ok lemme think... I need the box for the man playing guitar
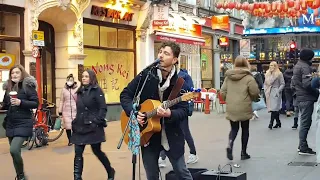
[120,42,193,180]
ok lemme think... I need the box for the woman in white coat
[264,62,285,130]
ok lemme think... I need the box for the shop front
[80,1,141,120]
[152,11,205,88]
[0,4,25,138]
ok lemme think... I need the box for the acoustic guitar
[120,91,200,146]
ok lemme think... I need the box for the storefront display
[201,34,213,88]
[0,5,24,102]
[83,20,135,104]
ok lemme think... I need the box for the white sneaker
[253,111,259,119]
[186,154,199,164]
[158,157,166,168]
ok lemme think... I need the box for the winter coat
[2,77,39,137]
[283,68,293,90]
[221,69,260,122]
[178,69,194,91]
[252,71,263,90]
[58,84,78,130]
[292,60,319,102]
[120,67,189,160]
[264,72,285,111]
[71,85,107,145]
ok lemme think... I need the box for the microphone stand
[117,65,158,180]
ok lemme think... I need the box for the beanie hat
[300,49,314,61]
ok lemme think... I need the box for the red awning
[155,31,205,46]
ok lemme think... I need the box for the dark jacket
[292,60,319,102]
[2,76,39,137]
[178,69,194,91]
[120,67,188,159]
[252,71,263,90]
[71,85,107,145]
[283,68,293,90]
[178,69,194,116]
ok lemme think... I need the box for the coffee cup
[9,91,18,99]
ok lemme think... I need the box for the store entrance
[38,20,56,105]
[179,53,201,88]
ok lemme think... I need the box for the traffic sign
[32,30,44,41]
[32,30,45,47]
[32,46,40,58]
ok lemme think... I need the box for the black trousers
[228,120,249,152]
[74,143,113,173]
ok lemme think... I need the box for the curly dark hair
[160,42,181,58]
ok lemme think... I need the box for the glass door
[38,20,55,106]
[179,53,201,89]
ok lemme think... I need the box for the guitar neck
[146,96,182,119]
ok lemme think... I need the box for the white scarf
[157,65,176,151]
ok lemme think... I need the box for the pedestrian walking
[1,64,39,180]
[284,65,294,117]
[221,55,260,161]
[264,61,285,130]
[71,70,115,180]
[58,74,78,146]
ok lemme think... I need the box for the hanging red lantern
[301,0,307,10]
[235,3,241,10]
[301,9,308,14]
[216,2,223,9]
[228,2,236,9]
[313,0,320,9]
[253,2,260,9]
[297,11,301,17]
[295,0,301,11]
[265,3,271,13]
[248,4,254,11]
[271,2,277,12]
[277,2,284,12]
[283,2,289,12]
[242,2,249,10]
[260,3,266,9]
[287,0,295,8]
[306,0,314,7]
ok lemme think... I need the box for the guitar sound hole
[139,122,148,131]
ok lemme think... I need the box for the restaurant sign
[91,5,134,21]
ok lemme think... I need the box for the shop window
[201,48,212,80]
[0,40,20,64]
[83,48,134,103]
[118,29,134,49]
[100,27,117,48]
[0,11,20,37]
[83,24,99,46]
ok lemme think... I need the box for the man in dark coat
[284,64,294,117]
[120,42,192,180]
[292,48,319,155]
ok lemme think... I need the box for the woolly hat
[300,49,314,61]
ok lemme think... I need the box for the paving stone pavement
[0,109,319,180]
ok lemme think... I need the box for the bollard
[204,94,210,114]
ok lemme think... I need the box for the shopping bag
[54,117,62,130]
[252,98,266,111]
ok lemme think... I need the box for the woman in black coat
[1,64,39,180]
[71,69,115,180]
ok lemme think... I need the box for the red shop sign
[156,35,205,46]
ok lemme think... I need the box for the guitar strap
[167,77,185,101]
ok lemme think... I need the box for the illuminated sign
[91,5,134,21]
[219,37,229,46]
